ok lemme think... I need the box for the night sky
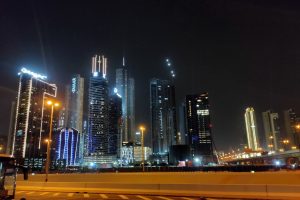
[1,0,300,151]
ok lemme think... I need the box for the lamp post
[139,126,145,172]
[45,100,59,182]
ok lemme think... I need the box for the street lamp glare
[54,103,59,107]
[47,100,53,105]
[139,126,145,131]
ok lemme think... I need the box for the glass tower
[115,59,135,143]
[88,55,109,155]
[185,93,215,164]
[150,78,177,155]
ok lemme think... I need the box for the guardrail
[17,181,300,199]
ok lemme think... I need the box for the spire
[122,56,125,67]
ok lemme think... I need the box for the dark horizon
[1,0,300,151]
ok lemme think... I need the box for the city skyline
[2,1,300,152]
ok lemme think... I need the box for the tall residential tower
[185,93,215,164]
[244,107,260,151]
[13,68,57,168]
[262,110,280,151]
[150,78,177,155]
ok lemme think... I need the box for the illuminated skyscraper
[283,109,298,147]
[108,92,122,157]
[115,59,135,143]
[185,93,215,164]
[13,68,57,168]
[56,128,80,166]
[64,75,84,163]
[262,110,280,151]
[150,78,177,155]
[88,55,109,155]
[244,107,260,151]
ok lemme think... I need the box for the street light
[45,100,59,182]
[139,126,146,172]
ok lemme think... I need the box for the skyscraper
[115,59,135,143]
[13,68,57,168]
[244,107,260,151]
[65,75,84,163]
[185,93,215,164]
[6,101,16,155]
[108,92,122,157]
[262,110,280,151]
[150,78,177,155]
[56,128,80,166]
[283,109,298,147]
[88,55,109,156]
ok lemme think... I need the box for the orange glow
[139,126,145,132]
[47,100,53,105]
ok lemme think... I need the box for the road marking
[99,194,108,199]
[181,198,195,200]
[119,195,129,199]
[137,195,152,200]
[158,196,173,200]
[67,193,74,197]
[26,192,35,195]
[84,193,90,198]
[15,191,25,194]
[53,193,60,196]
[39,192,49,196]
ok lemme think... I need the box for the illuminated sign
[197,109,209,116]
[18,67,47,80]
[71,78,76,93]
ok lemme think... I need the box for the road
[15,190,243,200]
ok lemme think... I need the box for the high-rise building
[64,75,84,164]
[150,78,177,155]
[262,110,280,151]
[88,55,109,156]
[13,68,57,168]
[115,59,135,143]
[283,109,298,147]
[108,92,122,157]
[185,93,215,164]
[7,101,16,155]
[244,107,260,151]
[55,128,80,166]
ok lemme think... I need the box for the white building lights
[244,107,260,151]
[18,67,47,80]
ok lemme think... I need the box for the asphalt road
[15,191,242,200]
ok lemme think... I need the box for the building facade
[283,109,299,147]
[108,92,122,157]
[115,60,135,143]
[88,55,109,156]
[13,68,57,169]
[55,128,80,166]
[244,107,260,151]
[150,78,177,155]
[185,93,215,165]
[262,110,280,151]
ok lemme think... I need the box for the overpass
[222,149,300,166]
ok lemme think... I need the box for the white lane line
[39,192,49,196]
[157,196,173,200]
[53,193,60,196]
[15,191,25,194]
[84,193,90,198]
[26,192,35,195]
[136,195,152,200]
[67,193,74,197]
[181,198,195,200]
[118,194,129,199]
[99,194,108,199]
